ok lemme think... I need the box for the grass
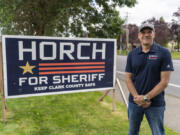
[171,51,180,59]
[117,50,128,56]
[118,49,180,60]
[0,91,179,135]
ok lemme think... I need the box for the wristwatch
[144,95,149,103]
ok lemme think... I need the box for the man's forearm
[125,75,150,107]
[125,77,138,97]
[146,71,171,100]
[146,81,168,100]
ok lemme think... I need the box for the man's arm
[134,71,171,104]
[125,72,138,97]
[146,71,171,100]
[126,72,151,107]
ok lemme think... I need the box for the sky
[118,0,180,26]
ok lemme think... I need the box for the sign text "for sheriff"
[18,41,106,60]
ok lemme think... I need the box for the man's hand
[134,95,151,108]
[141,101,151,109]
[133,95,145,106]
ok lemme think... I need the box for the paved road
[116,55,180,97]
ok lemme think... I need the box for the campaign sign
[2,35,116,99]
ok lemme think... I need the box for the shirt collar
[137,42,157,54]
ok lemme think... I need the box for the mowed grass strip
[171,51,180,59]
[0,91,179,135]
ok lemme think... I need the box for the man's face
[138,28,155,46]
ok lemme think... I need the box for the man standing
[125,23,174,135]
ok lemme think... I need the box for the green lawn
[0,92,179,135]
[117,50,128,56]
[171,51,180,59]
[118,49,180,60]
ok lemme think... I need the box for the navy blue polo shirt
[125,42,174,106]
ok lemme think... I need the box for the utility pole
[125,12,129,54]
[119,34,122,54]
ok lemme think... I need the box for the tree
[173,7,180,22]
[0,0,136,38]
[170,22,180,51]
[127,24,139,48]
[119,24,139,50]
[172,7,180,51]
[143,17,172,46]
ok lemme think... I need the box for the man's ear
[153,32,155,38]
[138,32,141,40]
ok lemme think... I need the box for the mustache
[142,36,152,39]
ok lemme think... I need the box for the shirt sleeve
[125,52,133,73]
[160,49,174,71]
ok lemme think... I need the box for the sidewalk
[164,94,180,132]
[107,78,180,133]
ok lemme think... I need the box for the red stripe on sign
[39,70,105,75]
[39,66,105,71]
[39,62,105,66]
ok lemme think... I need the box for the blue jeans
[128,102,165,135]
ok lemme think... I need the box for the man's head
[138,23,155,46]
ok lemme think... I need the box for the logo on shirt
[148,55,159,60]
[167,64,170,68]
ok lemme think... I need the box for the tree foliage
[0,0,136,38]
[173,7,180,22]
[172,7,180,51]
[124,24,139,46]
[118,24,139,50]
[128,24,139,45]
